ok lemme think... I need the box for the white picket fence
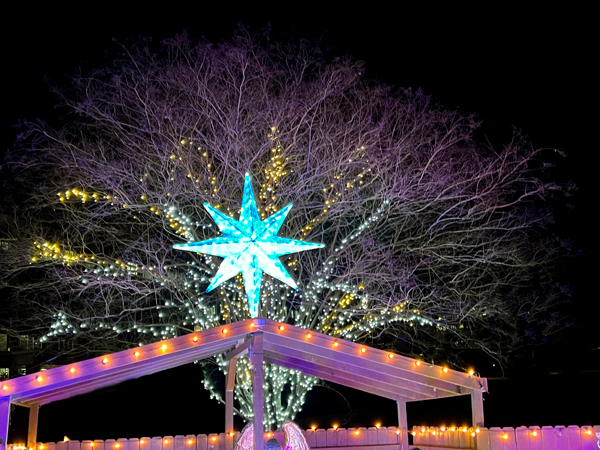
[9,425,598,450]
[411,425,600,450]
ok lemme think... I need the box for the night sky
[3,4,598,442]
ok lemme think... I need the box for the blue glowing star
[174,173,324,317]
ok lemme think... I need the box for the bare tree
[1,30,569,428]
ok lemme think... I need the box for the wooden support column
[0,397,10,449]
[397,397,409,450]
[471,390,484,427]
[27,403,40,449]
[225,357,238,450]
[251,333,264,450]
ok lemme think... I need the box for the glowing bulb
[415,361,421,366]
[187,440,193,445]
[2,385,8,390]
[421,428,426,433]
[468,369,475,376]
[476,429,480,433]
[134,351,140,357]
[222,329,228,334]
[164,440,169,445]
[211,437,217,442]
[462,427,468,433]
[69,367,75,373]
[306,333,312,339]
[90,443,94,447]
[586,430,592,435]
[333,425,338,430]
[502,434,508,440]
[355,431,360,436]
[311,426,317,431]
[396,431,400,435]
[333,341,339,348]
[115,444,120,448]
[64,437,70,442]
[471,432,476,437]
[102,358,108,364]
[229,433,234,437]
[193,336,199,342]
[140,441,144,445]
[360,347,366,353]
[375,423,381,429]
[37,376,43,382]
[388,353,394,359]
[411,432,416,436]
[532,431,538,437]
[442,367,449,373]
[279,325,285,331]
[161,344,167,351]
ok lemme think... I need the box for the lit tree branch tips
[1,30,569,429]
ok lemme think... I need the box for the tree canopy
[1,29,569,428]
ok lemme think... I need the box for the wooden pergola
[0,318,487,450]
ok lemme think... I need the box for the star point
[174,174,323,317]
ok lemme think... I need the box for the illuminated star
[174,173,324,317]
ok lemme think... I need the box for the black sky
[4,3,598,440]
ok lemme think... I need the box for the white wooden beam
[260,319,485,392]
[225,337,253,361]
[0,396,10,449]
[225,358,238,450]
[7,326,251,406]
[263,351,423,401]
[27,403,40,449]
[263,339,455,398]
[471,390,484,427]
[397,398,409,450]
[251,333,264,450]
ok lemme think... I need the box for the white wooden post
[27,403,40,449]
[471,390,484,427]
[0,397,10,450]
[251,333,264,450]
[397,398,409,450]
[225,358,238,450]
